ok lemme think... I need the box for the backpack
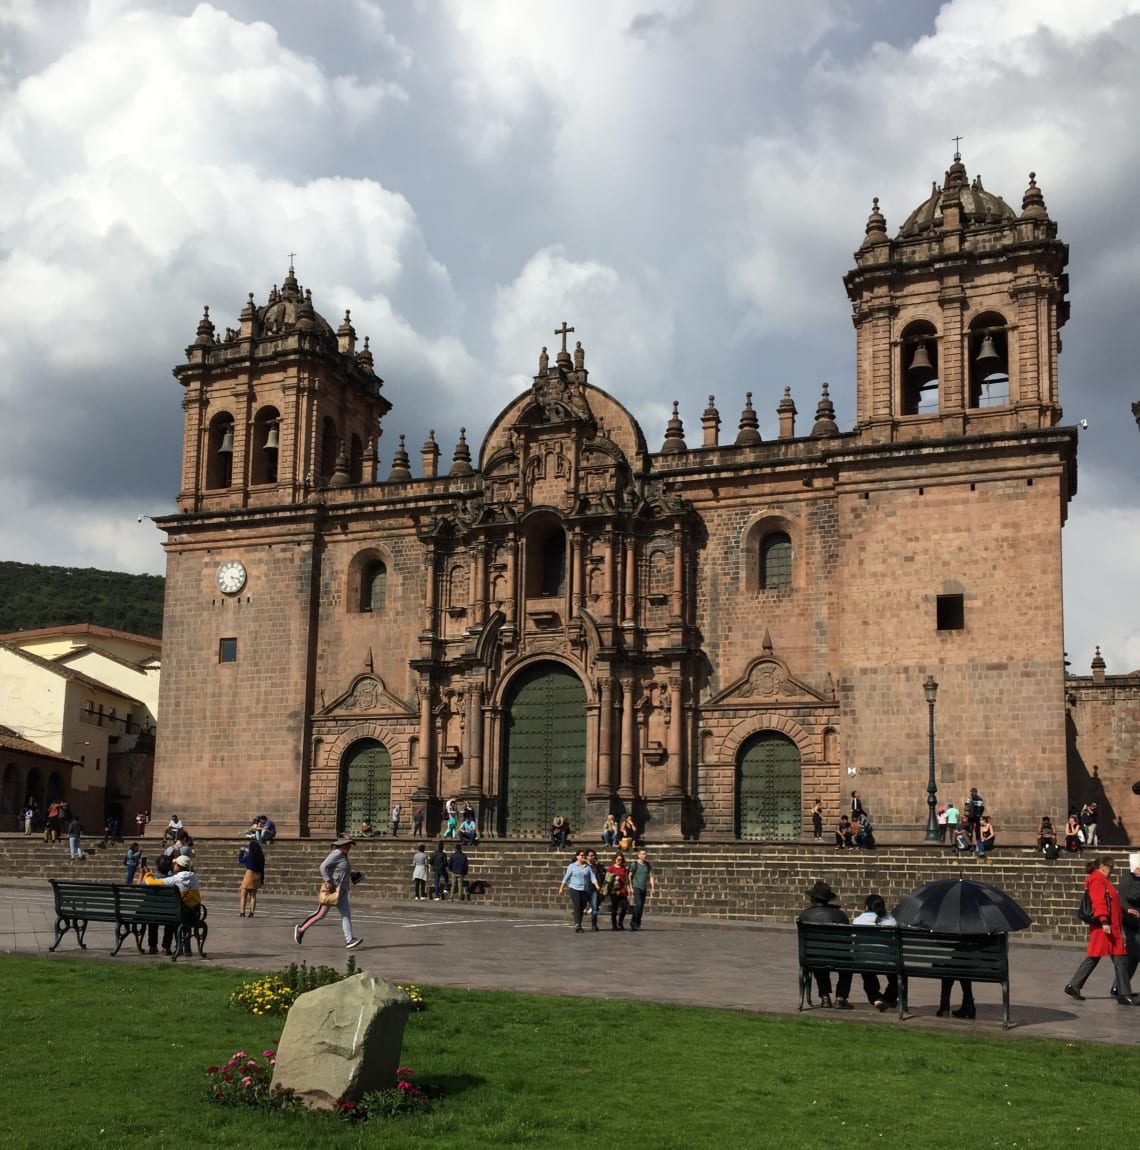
[1043,842,1060,860]
[1077,890,1098,925]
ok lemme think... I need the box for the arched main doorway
[737,731,801,840]
[500,661,586,836]
[338,738,391,835]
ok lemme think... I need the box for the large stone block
[271,972,412,1109]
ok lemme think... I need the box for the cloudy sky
[1,0,1138,672]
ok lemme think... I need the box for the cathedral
[153,154,1075,843]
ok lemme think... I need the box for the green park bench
[48,879,208,962]
[797,920,1012,1028]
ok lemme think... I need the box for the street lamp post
[923,675,940,842]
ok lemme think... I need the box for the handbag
[317,882,340,907]
[1077,890,1098,925]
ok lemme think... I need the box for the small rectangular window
[219,637,238,663]
[937,594,964,631]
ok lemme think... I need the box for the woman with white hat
[293,834,362,950]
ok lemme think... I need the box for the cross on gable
[554,321,575,354]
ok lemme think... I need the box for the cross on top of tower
[554,321,575,354]
[952,135,963,160]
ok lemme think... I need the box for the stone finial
[337,309,356,355]
[1091,645,1106,684]
[194,305,215,346]
[574,340,585,371]
[357,335,374,374]
[449,427,474,476]
[282,262,299,297]
[735,392,761,446]
[811,382,839,438]
[1020,171,1048,220]
[296,288,316,332]
[701,395,720,448]
[387,434,412,483]
[777,387,797,439]
[862,196,888,247]
[330,438,351,487]
[238,292,258,339]
[421,429,440,478]
[539,346,549,374]
[660,401,687,454]
[361,436,377,484]
[762,627,773,653]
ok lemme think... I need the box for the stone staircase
[0,833,1099,942]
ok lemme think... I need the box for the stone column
[465,682,484,792]
[597,676,615,793]
[666,676,684,795]
[571,529,585,615]
[671,526,684,622]
[622,536,636,626]
[619,677,636,799]
[474,543,487,624]
[422,544,437,635]
[602,534,615,621]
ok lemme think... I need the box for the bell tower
[844,154,1069,443]
[172,263,390,512]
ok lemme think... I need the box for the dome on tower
[257,264,335,338]
[898,154,1017,238]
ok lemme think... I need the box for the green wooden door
[339,739,391,834]
[501,662,586,836]
[737,732,801,840]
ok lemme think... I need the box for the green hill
[0,561,164,639]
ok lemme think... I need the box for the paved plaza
[1,879,1135,1045]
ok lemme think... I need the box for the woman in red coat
[1065,857,1138,1005]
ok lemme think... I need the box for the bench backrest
[898,929,1008,981]
[797,920,901,971]
[50,880,120,919]
[116,884,182,922]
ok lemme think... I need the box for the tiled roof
[0,623,160,650]
[0,639,143,704]
[0,728,80,765]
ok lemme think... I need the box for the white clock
[216,559,247,595]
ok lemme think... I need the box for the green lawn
[2,953,1131,1149]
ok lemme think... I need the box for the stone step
[0,834,1105,942]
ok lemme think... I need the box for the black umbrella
[892,878,1033,934]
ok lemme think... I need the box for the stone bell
[975,334,1003,369]
[264,422,279,450]
[218,424,234,454]
[907,341,936,383]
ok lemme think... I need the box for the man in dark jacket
[799,880,853,1009]
[1120,852,1140,987]
[430,841,449,900]
[448,844,469,901]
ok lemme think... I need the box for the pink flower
[241,1076,253,1087]
[262,1050,275,1059]
[396,1067,414,1078]
[206,1066,219,1074]
[233,1051,247,1059]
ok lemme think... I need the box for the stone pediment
[321,675,415,717]
[706,656,830,708]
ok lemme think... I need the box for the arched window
[900,321,939,415]
[540,527,566,596]
[205,412,234,489]
[350,434,364,484]
[362,561,387,612]
[320,417,338,484]
[760,532,792,591]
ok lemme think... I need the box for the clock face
[216,559,247,595]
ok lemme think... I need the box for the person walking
[1120,853,1140,989]
[391,802,401,838]
[67,816,84,861]
[628,848,657,931]
[558,849,600,933]
[412,843,429,901]
[238,839,265,917]
[1065,856,1136,1006]
[584,849,605,930]
[412,807,425,837]
[293,834,362,949]
[603,851,631,930]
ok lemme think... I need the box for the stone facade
[154,158,1079,843]
[1066,649,1140,843]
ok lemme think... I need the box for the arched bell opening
[968,312,1010,408]
[900,322,940,415]
[319,417,338,484]
[250,406,280,485]
[205,411,235,489]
